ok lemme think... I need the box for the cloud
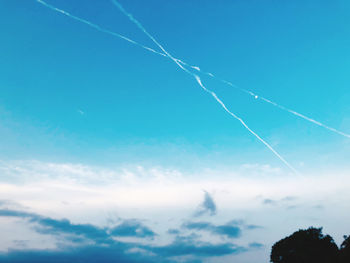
[0,245,162,263]
[246,224,263,230]
[0,208,112,244]
[183,222,212,230]
[263,199,277,205]
[0,239,247,263]
[148,235,245,257]
[0,236,262,263]
[248,242,264,249]
[0,209,32,218]
[0,208,255,262]
[0,199,19,207]
[262,196,297,206]
[0,209,160,262]
[225,219,263,231]
[110,219,156,238]
[194,191,217,217]
[0,209,154,243]
[1,160,348,262]
[33,217,111,244]
[0,208,161,262]
[167,229,180,235]
[183,221,241,239]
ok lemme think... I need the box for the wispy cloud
[167,229,180,235]
[148,235,246,257]
[262,196,297,206]
[0,160,348,212]
[194,191,217,217]
[110,219,156,239]
[183,221,241,239]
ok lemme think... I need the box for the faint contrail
[111,0,298,173]
[259,97,350,139]
[35,0,350,140]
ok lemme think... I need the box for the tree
[339,235,350,263]
[270,227,339,263]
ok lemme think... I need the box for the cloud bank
[0,207,259,263]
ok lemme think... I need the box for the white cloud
[0,159,349,260]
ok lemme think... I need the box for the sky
[0,0,350,262]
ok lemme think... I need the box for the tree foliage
[339,235,350,263]
[270,227,339,263]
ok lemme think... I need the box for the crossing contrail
[35,0,350,140]
[36,0,299,173]
[111,0,350,140]
[111,0,298,173]
[34,0,347,171]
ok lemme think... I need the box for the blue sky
[0,0,350,262]
[1,0,350,168]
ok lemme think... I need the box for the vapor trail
[193,76,299,174]
[206,76,350,139]
[35,0,350,139]
[36,0,166,57]
[110,0,188,72]
[259,97,350,139]
[35,1,193,69]
[110,0,350,140]
[35,0,341,170]
[111,0,298,173]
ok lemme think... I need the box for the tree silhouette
[339,235,350,263]
[270,227,339,263]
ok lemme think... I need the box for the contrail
[34,0,344,171]
[36,0,298,172]
[204,75,350,139]
[110,0,188,72]
[35,0,350,140]
[111,0,350,140]
[259,97,350,139]
[35,0,166,58]
[111,0,298,173]
[193,76,299,174]
[35,1,192,71]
